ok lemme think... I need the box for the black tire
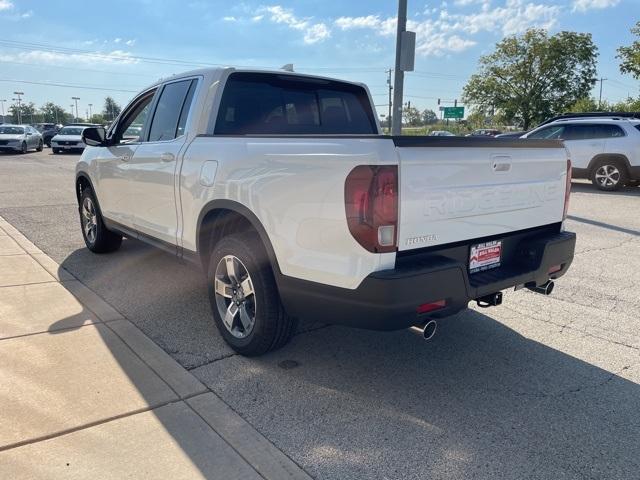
[79,188,122,253]
[45,140,51,148]
[590,159,628,191]
[20,142,27,154]
[52,148,61,154]
[207,232,297,356]
[36,140,43,152]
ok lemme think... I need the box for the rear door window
[528,125,564,139]
[595,124,625,138]
[148,79,194,142]
[563,124,599,141]
[214,72,377,135]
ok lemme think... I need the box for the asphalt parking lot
[1,149,639,480]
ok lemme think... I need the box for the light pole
[0,99,6,122]
[88,103,93,122]
[386,68,393,132]
[598,78,607,110]
[70,104,74,122]
[72,97,80,122]
[13,91,24,124]
[391,0,415,135]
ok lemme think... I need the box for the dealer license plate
[469,240,502,274]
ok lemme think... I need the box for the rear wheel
[79,188,122,253]
[591,159,628,191]
[36,140,43,152]
[207,232,297,356]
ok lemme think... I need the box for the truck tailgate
[394,137,568,251]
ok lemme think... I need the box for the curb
[0,215,313,480]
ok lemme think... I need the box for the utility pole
[13,91,23,124]
[598,78,607,110]
[88,103,93,122]
[386,68,393,132]
[72,97,80,122]
[391,0,407,135]
[0,99,6,122]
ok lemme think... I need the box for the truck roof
[144,67,367,92]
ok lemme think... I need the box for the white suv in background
[524,117,640,191]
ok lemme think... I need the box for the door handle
[119,155,130,162]
[160,152,175,162]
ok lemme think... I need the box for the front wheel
[207,232,297,356]
[591,160,628,191]
[36,140,43,152]
[52,148,61,154]
[79,188,122,253]
[20,142,27,154]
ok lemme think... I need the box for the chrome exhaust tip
[527,280,555,296]
[409,320,437,341]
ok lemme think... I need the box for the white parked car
[75,68,575,355]
[0,124,43,153]
[523,117,640,191]
[429,130,455,136]
[51,126,89,154]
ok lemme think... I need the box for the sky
[0,0,638,120]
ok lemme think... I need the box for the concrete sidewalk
[0,216,311,480]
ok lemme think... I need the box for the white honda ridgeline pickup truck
[76,68,576,356]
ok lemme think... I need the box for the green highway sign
[443,106,464,119]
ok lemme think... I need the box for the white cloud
[304,23,330,44]
[114,37,122,43]
[335,15,381,30]
[572,0,620,12]
[21,9,32,18]
[222,16,237,22]
[0,0,13,11]
[258,5,330,44]
[333,0,560,56]
[125,39,136,46]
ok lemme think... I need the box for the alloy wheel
[82,197,97,244]
[214,255,256,338]
[595,165,620,188]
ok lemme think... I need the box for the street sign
[443,106,464,119]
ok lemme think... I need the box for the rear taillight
[563,159,571,220]
[344,165,398,253]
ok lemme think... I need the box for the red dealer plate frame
[469,240,502,274]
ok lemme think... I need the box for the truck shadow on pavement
[49,239,640,479]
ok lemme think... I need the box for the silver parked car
[0,124,43,153]
[51,126,88,154]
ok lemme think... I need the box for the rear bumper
[277,228,576,331]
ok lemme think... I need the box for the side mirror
[82,127,107,147]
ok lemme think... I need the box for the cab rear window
[214,72,377,135]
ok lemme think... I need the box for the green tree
[617,21,640,79]
[89,113,106,124]
[421,109,437,125]
[466,110,488,129]
[402,105,422,126]
[102,97,122,121]
[9,102,37,124]
[462,29,598,129]
[40,102,68,123]
[567,97,601,113]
